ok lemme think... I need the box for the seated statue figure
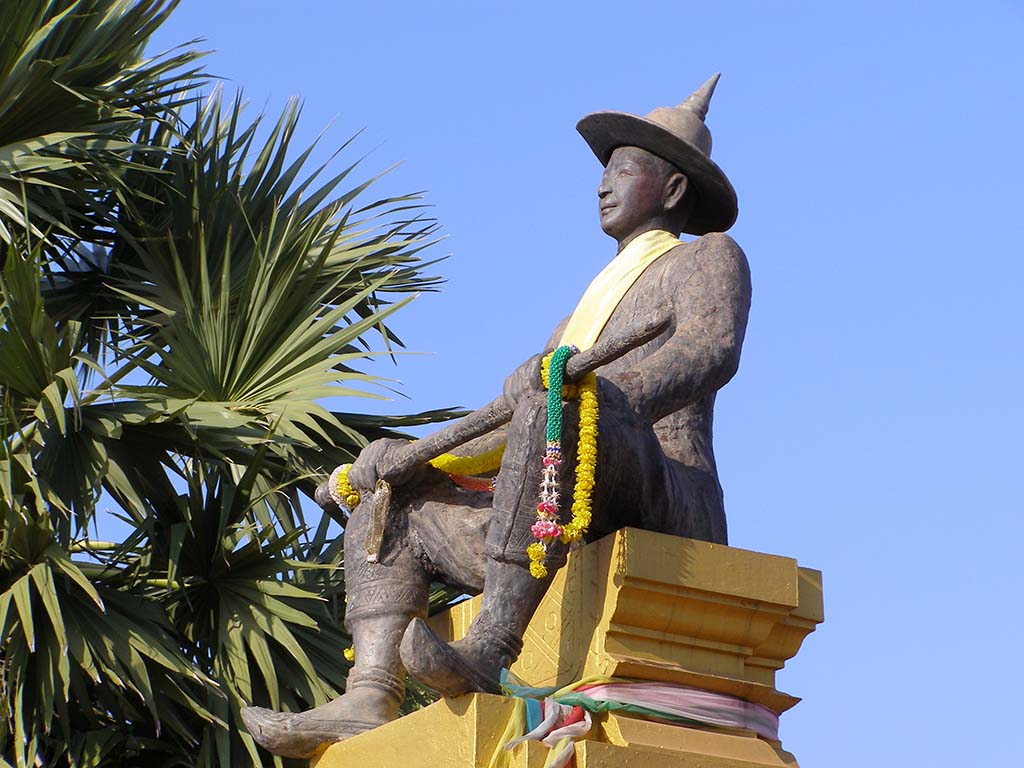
[242,74,751,758]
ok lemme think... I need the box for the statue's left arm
[603,232,752,423]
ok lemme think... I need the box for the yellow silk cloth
[557,229,681,351]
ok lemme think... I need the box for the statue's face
[597,146,675,241]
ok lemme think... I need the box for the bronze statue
[242,74,751,758]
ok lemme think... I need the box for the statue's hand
[502,353,546,410]
[347,437,411,492]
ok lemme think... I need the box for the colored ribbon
[490,671,781,768]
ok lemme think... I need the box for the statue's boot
[241,610,412,757]
[243,492,429,757]
[401,557,550,697]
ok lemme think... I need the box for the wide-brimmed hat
[576,74,738,235]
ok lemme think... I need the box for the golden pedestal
[313,529,822,767]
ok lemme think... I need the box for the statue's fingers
[346,462,376,493]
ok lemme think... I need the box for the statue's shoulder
[666,231,748,276]
[689,231,746,261]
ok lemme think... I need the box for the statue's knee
[342,498,396,565]
[508,391,549,437]
[490,542,568,571]
[343,497,370,540]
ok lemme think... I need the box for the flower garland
[330,463,362,509]
[528,346,599,579]
[331,465,390,562]
[428,444,504,476]
[444,474,497,492]
[564,371,597,543]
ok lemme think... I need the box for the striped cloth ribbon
[488,672,780,768]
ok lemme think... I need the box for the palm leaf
[0,514,220,768]
[0,0,205,260]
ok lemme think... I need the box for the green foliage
[0,2,455,766]
[0,0,203,257]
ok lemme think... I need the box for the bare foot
[241,688,397,758]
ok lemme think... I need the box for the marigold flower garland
[528,346,599,579]
[429,444,503,491]
[330,463,362,509]
[428,444,504,477]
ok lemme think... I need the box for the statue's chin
[599,221,624,242]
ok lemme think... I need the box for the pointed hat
[576,74,738,235]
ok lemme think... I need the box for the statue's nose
[598,184,611,199]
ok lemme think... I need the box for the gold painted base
[312,693,799,768]
[310,694,516,768]
[313,529,822,767]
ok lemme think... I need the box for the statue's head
[597,146,693,243]
[577,74,738,239]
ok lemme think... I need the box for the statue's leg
[401,391,561,696]
[401,382,678,697]
[242,488,430,758]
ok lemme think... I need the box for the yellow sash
[430,231,681,476]
[557,229,681,351]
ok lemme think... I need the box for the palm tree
[0,2,455,766]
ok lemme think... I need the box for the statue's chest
[594,256,693,375]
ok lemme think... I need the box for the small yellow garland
[427,444,505,476]
[332,464,362,509]
[527,542,548,578]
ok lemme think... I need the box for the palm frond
[0,0,205,259]
[0,509,220,768]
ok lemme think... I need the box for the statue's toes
[241,707,316,758]
[400,617,501,697]
[240,705,368,759]
[239,705,279,740]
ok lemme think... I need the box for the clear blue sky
[148,2,1023,764]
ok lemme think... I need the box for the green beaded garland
[545,345,574,442]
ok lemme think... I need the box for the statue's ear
[664,172,689,212]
